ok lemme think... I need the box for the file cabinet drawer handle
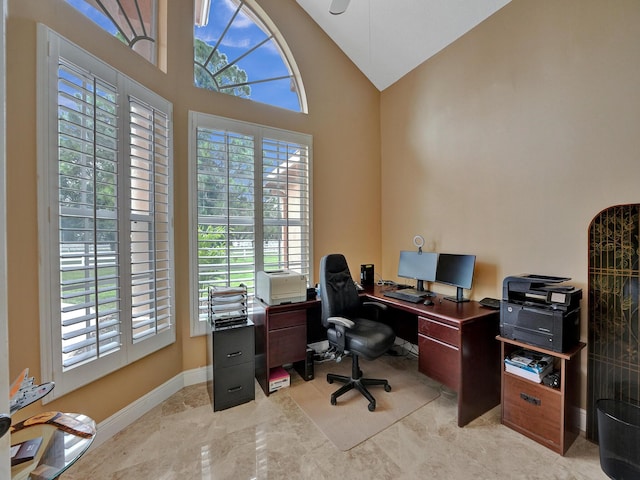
[520,392,541,406]
[227,351,242,358]
[227,386,243,393]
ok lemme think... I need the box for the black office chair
[319,254,396,411]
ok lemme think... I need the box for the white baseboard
[91,366,207,450]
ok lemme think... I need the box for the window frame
[188,111,313,336]
[65,0,160,67]
[37,25,175,400]
[193,0,307,113]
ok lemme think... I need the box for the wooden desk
[367,285,501,427]
[252,286,500,427]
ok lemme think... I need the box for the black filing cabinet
[207,320,255,411]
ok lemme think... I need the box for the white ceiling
[295,0,512,91]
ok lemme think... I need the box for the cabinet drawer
[502,373,562,448]
[418,316,460,347]
[213,326,254,368]
[418,334,459,391]
[213,362,255,411]
[269,310,306,330]
[269,324,307,366]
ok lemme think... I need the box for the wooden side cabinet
[498,336,586,455]
[207,320,255,411]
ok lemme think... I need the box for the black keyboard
[383,290,425,303]
[479,297,501,309]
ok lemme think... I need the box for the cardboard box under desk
[269,367,290,392]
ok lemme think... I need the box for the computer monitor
[397,251,438,292]
[435,253,476,303]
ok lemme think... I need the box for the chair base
[327,354,391,411]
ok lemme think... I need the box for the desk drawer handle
[227,351,242,358]
[520,392,541,406]
[227,386,243,393]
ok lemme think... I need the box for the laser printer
[500,274,582,352]
[256,270,307,305]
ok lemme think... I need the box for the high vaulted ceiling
[295,0,512,91]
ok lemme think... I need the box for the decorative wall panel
[587,204,640,441]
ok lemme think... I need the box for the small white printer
[256,270,307,305]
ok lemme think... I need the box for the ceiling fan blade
[329,0,351,15]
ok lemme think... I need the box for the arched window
[194,0,307,113]
[65,0,159,66]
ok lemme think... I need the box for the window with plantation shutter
[128,96,172,344]
[57,58,122,370]
[262,138,310,274]
[38,26,175,399]
[189,112,312,336]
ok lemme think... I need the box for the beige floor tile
[63,355,609,480]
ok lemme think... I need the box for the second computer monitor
[435,253,476,302]
[397,251,438,292]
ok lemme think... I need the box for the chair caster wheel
[368,402,376,412]
[331,397,337,406]
[384,384,391,392]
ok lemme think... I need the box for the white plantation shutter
[38,26,174,398]
[57,59,122,369]
[128,96,172,342]
[262,138,310,278]
[189,113,312,335]
[195,127,255,323]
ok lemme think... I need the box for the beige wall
[6,0,381,422]
[381,0,640,409]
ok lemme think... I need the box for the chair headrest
[322,253,349,274]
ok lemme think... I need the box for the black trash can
[597,399,640,479]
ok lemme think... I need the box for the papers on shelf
[504,362,552,383]
[208,285,248,327]
[209,286,247,297]
[504,348,554,383]
[504,348,553,373]
[210,302,246,313]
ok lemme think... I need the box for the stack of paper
[504,348,554,383]
[208,285,248,327]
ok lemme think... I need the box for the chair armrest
[327,316,354,352]
[362,301,388,311]
[327,316,355,329]
[362,301,387,321]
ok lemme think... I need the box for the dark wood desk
[252,285,500,427]
[368,285,501,426]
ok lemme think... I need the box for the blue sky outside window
[65,0,304,112]
[194,0,303,112]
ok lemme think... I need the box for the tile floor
[63,355,608,480]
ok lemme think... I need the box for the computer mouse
[423,299,434,306]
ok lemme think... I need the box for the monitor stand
[444,286,470,303]
[416,280,436,297]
